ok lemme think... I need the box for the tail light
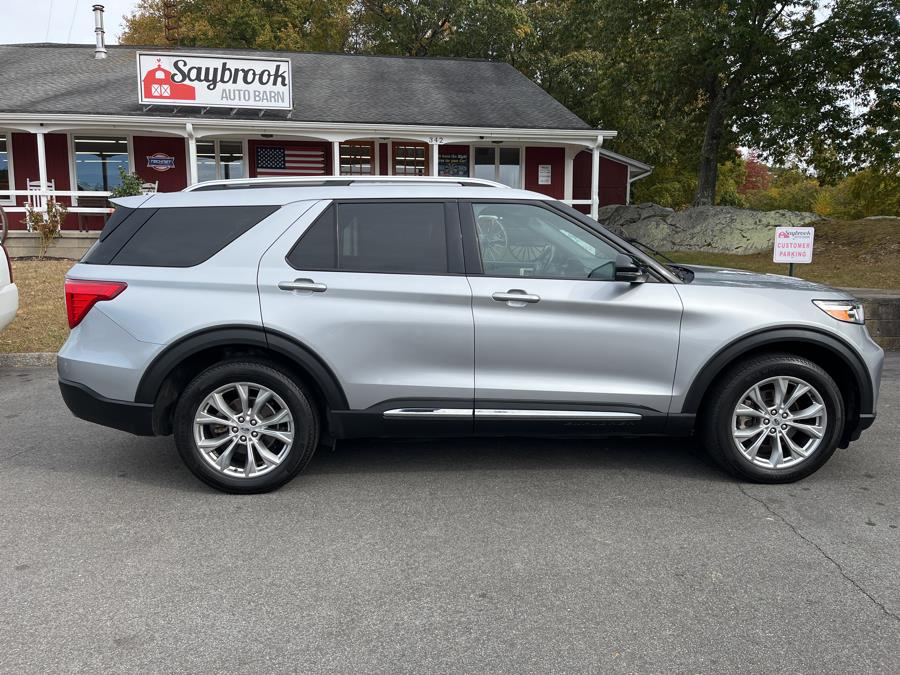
[65,279,127,329]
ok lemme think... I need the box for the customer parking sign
[773,226,815,264]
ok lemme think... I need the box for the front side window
[74,136,129,192]
[473,203,619,280]
[288,202,448,275]
[0,134,11,202]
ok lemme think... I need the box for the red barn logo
[142,59,196,101]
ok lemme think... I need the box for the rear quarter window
[82,205,278,267]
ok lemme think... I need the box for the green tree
[590,0,899,206]
[120,0,353,51]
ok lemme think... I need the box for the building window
[197,140,245,183]
[473,146,521,188]
[393,143,427,176]
[340,142,374,175]
[438,147,469,177]
[74,136,129,192]
[0,134,12,203]
[197,141,217,183]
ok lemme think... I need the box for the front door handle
[278,278,327,293]
[492,290,540,304]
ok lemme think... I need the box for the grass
[664,217,900,289]
[0,259,74,353]
[0,217,897,354]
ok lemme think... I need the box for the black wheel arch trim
[134,325,349,410]
[681,327,874,415]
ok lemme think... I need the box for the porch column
[563,147,578,203]
[185,123,199,185]
[332,141,340,176]
[429,143,439,177]
[36,132,49,200]
[590,144,600,219]
[387,141,393,175]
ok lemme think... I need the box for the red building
[0,44,651,231]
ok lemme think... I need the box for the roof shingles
[0,45,590,130]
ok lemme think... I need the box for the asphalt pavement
[1,356,898,673]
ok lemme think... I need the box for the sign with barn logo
[773,226,815,264]
[146,153,175,172]
[137,52,292,110]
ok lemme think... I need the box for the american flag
[255,146,326,176]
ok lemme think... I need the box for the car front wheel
[701,353,844,483]
[173,360,319,493]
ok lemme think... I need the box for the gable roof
[0,44,592,130]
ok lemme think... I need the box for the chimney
[93,4,107,59]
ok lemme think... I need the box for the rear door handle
[278,279,327,293]
[492,290,540,304]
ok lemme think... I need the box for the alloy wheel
[731,376,828,470]
[192,381,295,478]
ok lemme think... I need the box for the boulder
[600,204,818,254]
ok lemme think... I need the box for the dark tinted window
[82,206,156,265]
[287,202,448,274]
[287,205,337,270]
[105,205,277,267]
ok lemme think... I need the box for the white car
[0,242,18,331]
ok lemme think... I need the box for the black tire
[173,359,319,493]
[700,352,844,483]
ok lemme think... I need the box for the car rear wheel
[174,360,319,493]
[700,353,844,483]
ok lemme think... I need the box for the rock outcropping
[597,203,818,254]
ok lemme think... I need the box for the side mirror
[614,253,649,283]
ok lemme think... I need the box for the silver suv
[58,177,883,493]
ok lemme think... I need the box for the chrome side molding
[475,409,641,420]
[382,408,642,421]
[382,408,474,418]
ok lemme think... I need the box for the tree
[590,0,899,205]
[120,0,353,52]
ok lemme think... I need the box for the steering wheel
[508,238,555,272]
[475,216,508,262]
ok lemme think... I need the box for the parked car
[58,177,883,493]
[0,241,18,332]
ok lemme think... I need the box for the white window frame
[0,131,15,205]
[196,139,247,181]
[471,145,524,188]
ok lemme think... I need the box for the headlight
[813,299,865,324]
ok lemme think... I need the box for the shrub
[25,198,68,259]
[110,166,145,198]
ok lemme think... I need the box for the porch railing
[1,189,115,215]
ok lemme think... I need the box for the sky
[0,0,138,45]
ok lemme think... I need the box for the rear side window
[83,205,278,267]
[287,202,449,274]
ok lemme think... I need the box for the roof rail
[184,175,505,192]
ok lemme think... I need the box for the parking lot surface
[1,356,898,673]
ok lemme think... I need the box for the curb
[0,352,57,368]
